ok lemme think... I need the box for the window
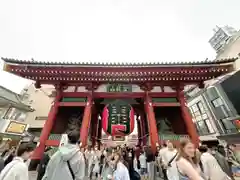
[220,119,238,134]
[3,108,27,122]
[211,97,230,119]
[11,110,27,122]
[190,101,215,135]
[3,107,14,119]
[35,116,48,120]
[0,108,5,117]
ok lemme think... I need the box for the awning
[217,132,240,144]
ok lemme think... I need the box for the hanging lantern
[102,101,134,136]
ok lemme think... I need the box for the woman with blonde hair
[175,139,205,180]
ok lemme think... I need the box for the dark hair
[198,145,208,153]
[229,144,236,148]
[17,143,35,156]
[67,130,80,144]
[163,143,167,147]
[45,147,52,152]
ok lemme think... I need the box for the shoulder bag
[67,160,75,180]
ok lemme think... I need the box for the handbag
[67,160,75,180]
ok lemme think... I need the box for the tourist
[92,146,101,179]
[133,151,140,174]
[211,146,234,179]
[42,130,85,180]
[36,147,52,180]
[162,141,178,180]
[175,139,204,180]
[199,145,230,180]
[227,144,240,177]
[145,146,156,180]
[159,143,168,180]
[112,152,130,180]
[3,147,16,166]
[0,142,34,180]
[87,147,95,178]
[139,150,147,177]
[101,150,114,180]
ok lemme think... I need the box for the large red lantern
[102,101,135,136]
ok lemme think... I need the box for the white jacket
[0,157,29,180]
[42,143,85,180]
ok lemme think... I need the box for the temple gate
[2,57,236,161]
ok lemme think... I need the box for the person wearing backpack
[42,130,85,180]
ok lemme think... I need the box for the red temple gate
[2,57,236,161]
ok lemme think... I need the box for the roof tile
[1,57,238,67]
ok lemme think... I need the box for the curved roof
[2,57,237,85]
[1,57,237,67]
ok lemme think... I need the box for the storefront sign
[5,121,27,134]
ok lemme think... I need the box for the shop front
[0,120,29,150]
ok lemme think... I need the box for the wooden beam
[58,102,86,107]
[45,140,60,146]
[152,102,180,107]
[61,92,177,98]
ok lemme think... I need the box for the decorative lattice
[159,134,189,141]
[48,134,62,141]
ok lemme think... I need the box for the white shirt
[162,149,177,166]
[201,152,230,180]
[139,154,147,168]
[0,157,29,180]
[158,147,168,165]
[113,162,130,180]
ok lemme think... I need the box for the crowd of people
[0,130,239,180]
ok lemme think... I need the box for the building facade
[209,26,237,54]
[20,84,55,137]
[185,26,240,144]
[0,86,33,142]
[187,79,240,143]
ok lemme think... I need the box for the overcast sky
[0,0,240,93]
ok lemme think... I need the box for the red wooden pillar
[136,115,142,146]
[97,115,102,148]
[91,112,98,147]
[178,90,199,147]
[139,112,147,146]
[31,90,61,160]
[144,93,160,153]
[80,96,93,147]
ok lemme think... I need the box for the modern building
[187,69,240,145]
[0,85,33,146]
[185,26,240,145]
[209,26,238,54]
[20,84,55,137]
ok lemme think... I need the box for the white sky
[0,0,240,93]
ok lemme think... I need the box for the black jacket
[37,153,50,180]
